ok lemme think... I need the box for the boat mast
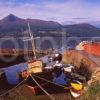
[28,23,37,59]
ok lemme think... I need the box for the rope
[32,74,70,90]
[30,74,55,100]
[0,79,26,97]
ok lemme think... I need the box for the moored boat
[76,41,100,56]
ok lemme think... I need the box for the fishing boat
[0,59,67,96]
[76,41,100,56]
[0,24,87,99]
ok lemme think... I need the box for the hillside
[88,21,100,28]
[0,14,100,49]
[0,14,100,37]
[0,14,61,37]
[64,23,100,37]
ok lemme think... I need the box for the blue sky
[0,0,100,23]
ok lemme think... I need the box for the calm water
[0,36,99,50]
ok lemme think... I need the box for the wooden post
[28,23,37,59]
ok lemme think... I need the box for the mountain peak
[2,14,21,22]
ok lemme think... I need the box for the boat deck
[63,50,100,74]
[79,50,100,67]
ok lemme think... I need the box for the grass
[80,83,100,100]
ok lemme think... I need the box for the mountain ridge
[0,14,100,49]
[0,14,100,37]
[0,14,62,36]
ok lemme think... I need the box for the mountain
[88,21,100,28]
[0,14,61,36]
[0,14,100,37]
[0,14,100,49]
[62,21,77,25]
[63,20,100,28]
[1,14,23,22]
[64,23,100,37]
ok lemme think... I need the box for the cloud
[0,0,100,23]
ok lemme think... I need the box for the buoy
[70,81,83,91]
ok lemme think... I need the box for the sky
[0,0,100,23]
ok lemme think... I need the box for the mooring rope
[30,74,55,100]
[32,74,70,90]
[0,79,26,97]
